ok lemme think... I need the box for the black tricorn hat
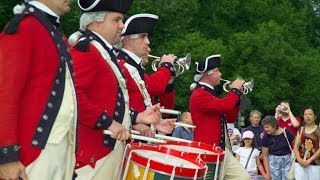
[121,13,158,36]
[195,54,221,74]
[78,0,133,13]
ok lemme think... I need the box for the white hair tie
[68,31,84,46]
[13,4,26,15]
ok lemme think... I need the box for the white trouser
[295,162,320,180]
[25,131,76,180]
[221,148,251,180]
[75,141,125,180]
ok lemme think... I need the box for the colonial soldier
[69,0,161,179]
[0,0,76,179]
[189,55,251,179]
[117,13,176,136]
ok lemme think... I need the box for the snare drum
[120,143,208,180]
[160,141,225,180]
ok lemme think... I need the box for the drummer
[117,13,176,136]
[69,0,163,179]
[189,55,251,180]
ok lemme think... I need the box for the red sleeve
[0,18,34,146]
[225,105,240,123]
[144,67,171,96]
[157,87,175,110]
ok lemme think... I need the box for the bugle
[149,53,191,76]
[220,78,254,95]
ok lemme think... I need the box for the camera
[280,106,287,112]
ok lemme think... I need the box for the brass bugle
[220,78,254,95]
[148,53,191,76]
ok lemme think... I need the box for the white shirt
[235,147,260,172]
[199,82,214,89]
[29,1,60,23]
[121,48,143,67]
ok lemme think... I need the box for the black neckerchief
[195,83,217,96]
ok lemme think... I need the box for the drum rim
[160,141,225,162]
[124,143,207,178]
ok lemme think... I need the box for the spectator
[235,131,267,180]
[275,101,301,135]
[172,112,194,140]
[293,107,320,180]
[261,115,295,180]
[227,123,242,154]
[244,110,265,150]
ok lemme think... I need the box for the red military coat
[0,16,61,166]
[189,84,240,146]
[71,36,127,167]
[117,51,175,112]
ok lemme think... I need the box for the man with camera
[275,101,301,135]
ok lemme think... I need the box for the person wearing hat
[0,0,76,179]
[69,0,162,179]
[117,13,177,136]
[235,131,267,180]
[189,54,250,180]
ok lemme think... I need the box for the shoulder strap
[283,128,293,152]
[124,63,152,107]
[245,148,254,169]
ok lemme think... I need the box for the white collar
[199,82,214,90]
[29,1,60,23]
[91,31,113,50]
[121,48,143,65]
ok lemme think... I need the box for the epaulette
[4,14,25,34]
[75,38,91,52]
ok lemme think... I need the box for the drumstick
[155,134,193,143]
[160,109,181,115]
[130,129,140,135]
[130,129,192,143]
[174,122,196,129]
[103,130,166,143]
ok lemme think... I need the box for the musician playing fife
[69,0,162,179]
[117,13,177,136]
[189,54,251,180]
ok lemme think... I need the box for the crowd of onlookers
[172,101,320,180]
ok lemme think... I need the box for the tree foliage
[1,0,320,123]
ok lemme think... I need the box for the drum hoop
[161,141,225,162]
[125,143,207,178]
[128,161,205,179]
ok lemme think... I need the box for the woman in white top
[236,131,267,180]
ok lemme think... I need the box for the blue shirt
[172,126,194,140]
[261,128,295,156]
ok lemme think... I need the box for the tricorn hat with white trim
[121,13,158,36]
[195,54,221,74]
[78,0,133,13]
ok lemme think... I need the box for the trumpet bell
[151,53,192,76]
[176,53,191,70]
[220,78,254,95]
